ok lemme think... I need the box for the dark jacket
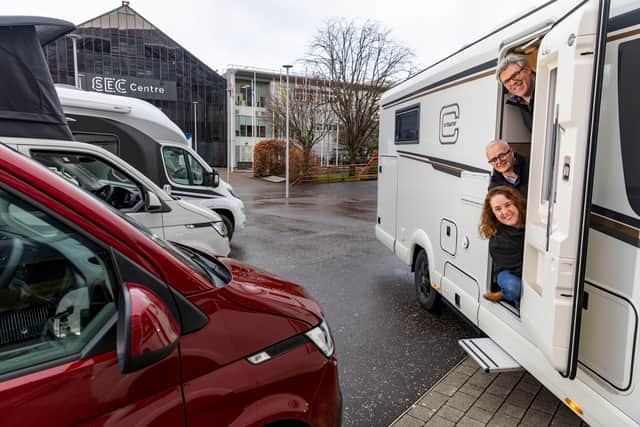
[489,152,529,196]
[506,90,534,132]
[489,224,525,277]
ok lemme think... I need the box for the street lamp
[226,87,233,183]
[283,64,292,200]
[67,33,82,89]
[192,101,198,153]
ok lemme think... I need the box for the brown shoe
[483,291,504,302]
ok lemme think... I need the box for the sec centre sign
[86,74,177,101]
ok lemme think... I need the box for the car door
[0,182,184,426]
[521,0,609,377]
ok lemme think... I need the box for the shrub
[253,139,305,178]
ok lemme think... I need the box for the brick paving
[391,357,588,427]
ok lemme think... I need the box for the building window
[395,105,420,144]
[236,115,252,137]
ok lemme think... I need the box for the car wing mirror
[117,283,180,374]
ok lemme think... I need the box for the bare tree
[305,19,415,168]
[267,74,333,174]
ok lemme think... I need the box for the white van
[376,0,640,425]
[55,85,246,240]
[3,138,230,256]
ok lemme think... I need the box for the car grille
[0,305,49,345]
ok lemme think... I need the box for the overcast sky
[8,0,546,73]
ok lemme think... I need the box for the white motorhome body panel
[56,85,186,144]
[377,0,640,425]
[376,155,397,252]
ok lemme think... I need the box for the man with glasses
[497,53,535,132]
[486,139,529,196]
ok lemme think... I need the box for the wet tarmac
[225,171,479,427]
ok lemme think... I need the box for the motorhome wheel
[219,212,234,241]
[414,249,441,312]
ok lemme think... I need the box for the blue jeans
[497,271,521,308]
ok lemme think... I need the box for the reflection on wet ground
[225,173,478,427]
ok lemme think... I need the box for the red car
[0,142,341,426]
[0,17,341,426]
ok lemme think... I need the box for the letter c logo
[115,79,127,94]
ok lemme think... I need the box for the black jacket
[489,224,525,277]
[489,152,529,196]
[506,90,534,132]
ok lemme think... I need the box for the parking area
[224,170,588,427]
[225,170,478,426]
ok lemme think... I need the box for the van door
[521,0,609,377]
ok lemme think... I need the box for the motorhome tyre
[414,249,440,312]
[219,212,234,241]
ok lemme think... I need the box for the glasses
[500,66,525,87]
[488,149,512,164]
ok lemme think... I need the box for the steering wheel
[173,167,188,180]
[95,184,115,204]
[0,237,24,288]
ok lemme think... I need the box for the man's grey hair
[486,139,511,153]
[496,53,528,82]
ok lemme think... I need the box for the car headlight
[246,320,335,365]
[210,220,227,237]
[305,320,334,358]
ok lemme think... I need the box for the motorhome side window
[394,105,420,144]
[618,38,640,215]
[187,154,205,185]
[163,146,205,186]
[163,146,190,185]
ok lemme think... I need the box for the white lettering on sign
[129,83,166,94]
[88,74,175,100]
[92,76,127,94]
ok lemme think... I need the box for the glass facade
[44,4,227,166]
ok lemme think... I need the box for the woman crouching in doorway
[480,185,526,308]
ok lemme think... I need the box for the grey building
[44,1,227,166]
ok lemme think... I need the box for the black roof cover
[0,17,75,140]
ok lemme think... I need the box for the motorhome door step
[459,338,522,373]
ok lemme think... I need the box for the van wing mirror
[204,170,220,188]
[146,190,162,212]
[117,283,180,374]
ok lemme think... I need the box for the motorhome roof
[381,0,633,109]
[56,85,188,144]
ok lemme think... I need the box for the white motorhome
[376,0,640,425]
[55,85,246,240]
[3,138,230,257]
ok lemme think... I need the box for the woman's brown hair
[479,186,526,239]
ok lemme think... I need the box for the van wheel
[415,250,441,312]
[219,213,234,241]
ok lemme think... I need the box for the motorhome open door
[521,0,609,378]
